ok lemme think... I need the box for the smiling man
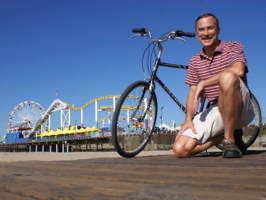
[173,13,255,158]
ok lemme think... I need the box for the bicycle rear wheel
[111,81,158,158]
[216,93,261,151]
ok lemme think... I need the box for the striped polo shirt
[185,40,248,105]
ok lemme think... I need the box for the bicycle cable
[141,31,171,79]
[141,39,155,78]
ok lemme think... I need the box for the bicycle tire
[216,93,261,151]
[111,81,158,158]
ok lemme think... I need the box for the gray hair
[195,13,219,30]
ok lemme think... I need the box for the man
[173,13,255,158]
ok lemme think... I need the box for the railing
[35,134,93,141]
[2,131,111,144]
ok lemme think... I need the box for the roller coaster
[7,95,143,138]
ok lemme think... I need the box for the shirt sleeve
[227,41,248,69]
[185,57,200,86]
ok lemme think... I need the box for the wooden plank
[0,149,265,199]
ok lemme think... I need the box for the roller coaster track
[27,99,67,137]
[27,95,142,137]
[97,114,145,125]
[97,106,145,125]
[97,106,149,125]
[65,95,140,110]
[99,105,144,112]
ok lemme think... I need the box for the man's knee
[173,142,184,157]
[219,71,240,90]
[173,141,193,158]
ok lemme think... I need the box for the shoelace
[223,141,237,151]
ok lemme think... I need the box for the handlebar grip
[132,28,147,34]
[175,30,195,38]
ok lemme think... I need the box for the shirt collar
[199,40,225,59]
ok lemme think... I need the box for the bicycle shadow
[195,149,266,157]
[244,149,266,155]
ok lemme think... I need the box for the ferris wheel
[8,101,46,132]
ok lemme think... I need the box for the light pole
[159,106,164,130]
[75,120,77,137]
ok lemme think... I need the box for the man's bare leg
[173,134,223,158]
[218,71,242,142]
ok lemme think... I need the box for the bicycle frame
[154,63,188,114]
[147,43,206,115]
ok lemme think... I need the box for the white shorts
[181,78,255,144]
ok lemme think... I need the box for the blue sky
[1,0,266,138]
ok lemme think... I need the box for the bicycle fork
[129,86,154,131]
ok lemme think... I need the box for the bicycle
[111,28,262,158]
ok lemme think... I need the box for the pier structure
[1,125,266,153]
[0,131,177,153]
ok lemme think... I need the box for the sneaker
[223,140,242,158]
[234,129,247,154]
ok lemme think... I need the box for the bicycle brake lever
[170,36,186,43]
[131,34,139,39]
[131,34,147,39]
[177,37,186,43]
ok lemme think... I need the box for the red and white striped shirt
[185,40,248,105]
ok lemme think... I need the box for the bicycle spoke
[112,81,157,158]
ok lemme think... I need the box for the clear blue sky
[1,0,266,138]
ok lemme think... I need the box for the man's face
[196,16,220,48]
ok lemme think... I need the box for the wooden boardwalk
[0,149,266,199]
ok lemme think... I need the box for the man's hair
[194,13,219,30]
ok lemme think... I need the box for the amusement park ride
[6,95,143,139]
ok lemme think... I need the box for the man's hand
[175,120,197,142]
[193,82,205,111]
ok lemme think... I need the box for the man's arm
[193,61,246,111]
[175,85,198,141]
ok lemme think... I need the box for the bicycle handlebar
[132,28,147,34]
[132,28,195,42]
[175,30,195,38]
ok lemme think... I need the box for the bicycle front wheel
[111,81,158,158]
[216,93,262,151]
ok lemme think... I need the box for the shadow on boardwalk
[197,149,266,157]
